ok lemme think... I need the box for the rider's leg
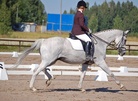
[85,41,92,60]
[76,34,91,42]
[76,34,94,61]
[85,41,95,61]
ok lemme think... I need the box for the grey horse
[13,29,129,92]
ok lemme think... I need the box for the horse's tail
[12,39,44,68]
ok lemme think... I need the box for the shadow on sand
[36,87,138,93]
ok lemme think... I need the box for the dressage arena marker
[119,66,128,73]
[0,62,8,80]
[12,51,18,57]
[117,55,124,60]
[29,64,53,79]
[117,54,128,73]
[30,64,39,72]
[95,70,108,81]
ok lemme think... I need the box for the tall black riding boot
[85,41,92,61]
[90,41,95,61]
[85,41,95,61]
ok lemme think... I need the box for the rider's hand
[88,28,92,34]
[88,28,93,37]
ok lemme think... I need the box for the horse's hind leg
[95,60,126,90]
[29,60,51,91]
[43,68,53,87]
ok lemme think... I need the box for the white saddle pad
[67,38,84,51]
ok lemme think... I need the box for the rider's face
[79,6,86,12]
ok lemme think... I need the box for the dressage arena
[0,53,138,101]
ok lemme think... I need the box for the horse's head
[115,30,129,56]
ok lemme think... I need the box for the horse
[13,29,129,92]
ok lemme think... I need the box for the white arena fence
[0,52,138,80]
[4,64,138,77]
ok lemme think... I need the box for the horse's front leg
[95,60,126,90]
[78,64,88,92]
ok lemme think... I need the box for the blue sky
[41,0,138,14]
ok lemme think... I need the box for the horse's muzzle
[118,47,126,56]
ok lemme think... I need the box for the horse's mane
[93,29,121,35]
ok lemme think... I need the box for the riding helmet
[77,0,87,8]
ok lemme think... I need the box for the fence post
[128,45,130,55]
[19,41,21,52]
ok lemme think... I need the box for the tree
[0,0,47,25]
[63,10,67,14]
[15,0,46,24]
[108,0,116,28]
[88,14,98,32]
[0,0,46,34]
[113,15,123,30]
[123,8,138,32]
[87,2,98,20]
[98,1,111,30]
[116,1,121,17]
[69,8,75,14]
[0,0,11,35]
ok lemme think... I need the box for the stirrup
[86,56,91,61]
[86,56,96,61]
[90,57,96,61]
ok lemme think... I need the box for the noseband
[116,32,127,56]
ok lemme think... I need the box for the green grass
[126,51,138,55]
[0,46,29,52]
[106,50,118,55]
[106,50,138,55]
[0,46,19,52]
[0,31,69,39]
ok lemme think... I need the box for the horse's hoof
[30,87,37,92]
[46,80,51,87]
[120,84,127,90]
[81,89,86,92]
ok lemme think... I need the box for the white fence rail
[5,65,138,77]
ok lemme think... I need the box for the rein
[90,33,118,49]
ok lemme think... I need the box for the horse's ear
[124,30,130,35]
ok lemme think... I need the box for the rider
[71,0,94,61]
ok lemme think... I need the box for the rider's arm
[78,13,89,32]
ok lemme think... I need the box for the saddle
[68,33,95,61]
[68,33,86,51]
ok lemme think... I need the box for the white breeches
[76,34,91,42]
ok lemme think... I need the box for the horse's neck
[96,31,118,43]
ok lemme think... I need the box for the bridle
[89,32,127,56]
[115,32,127,56]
